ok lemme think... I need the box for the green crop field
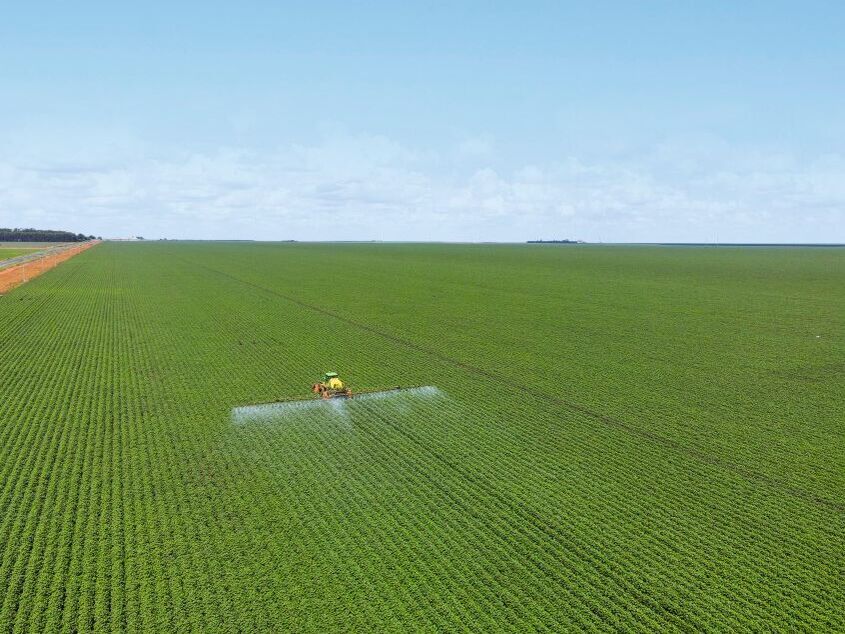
[0,241,843,631]
[0,248,39,263]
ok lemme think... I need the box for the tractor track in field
[181,256,845,514]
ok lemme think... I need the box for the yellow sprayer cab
[311,371,352,399]
[324,372,344,390]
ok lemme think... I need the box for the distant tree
[0,228,96,242]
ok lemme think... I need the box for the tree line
[0,228,100,242]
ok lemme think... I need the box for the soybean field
[0,241,843,631]
[0,249,39,264]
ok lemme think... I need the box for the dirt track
[0,241,100,294]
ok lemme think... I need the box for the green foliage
[0,242,842,631]
[0,249,38,262]
[0,228,97,242]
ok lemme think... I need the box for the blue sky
[1,1,843,241]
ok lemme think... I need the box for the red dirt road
[0,241,100,294]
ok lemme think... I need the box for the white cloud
[0,133,843,242]
[457,136,495,159]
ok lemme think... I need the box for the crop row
[200,242,845,503]
[0,242,841,631]
[178,247,845,630]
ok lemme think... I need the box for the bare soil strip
[0,241,100,294]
